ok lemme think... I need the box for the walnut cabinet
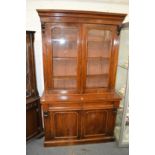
[37,10,126,146]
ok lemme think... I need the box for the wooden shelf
[53,75,77,79]
[53,57,77,60]
[52,39,77,43]
[87,74,109,78]
[53,57,109,61]
[88,40,111,43]
[87,57,109,60]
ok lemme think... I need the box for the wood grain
[37,10,126,146]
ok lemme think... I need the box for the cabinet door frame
[81,24,118,93]
[45,109,81,140]
[81,108,116,138]
[43,23,82,93]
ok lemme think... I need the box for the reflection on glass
[53,38,66,45]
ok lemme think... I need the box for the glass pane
[88,30,112,57]
[53,41,77,58]
[52,27,78,58]
[51,26,79,90]
[86,75,109,88]
[118,29,129,68]
[54,79,76,89]
[53,59,77,76]
[87,58,110,75]
[86,29,112,88]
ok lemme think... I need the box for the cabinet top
[41,92,121,103]
[37,9,126,25]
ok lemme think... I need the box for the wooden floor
[26,137,128,155]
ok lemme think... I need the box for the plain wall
[26,0,129,95]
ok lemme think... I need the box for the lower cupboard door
[49,111,80,140]
[83,109,116,138]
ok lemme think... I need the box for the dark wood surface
[26,31,43,141]
[37,10,126,146]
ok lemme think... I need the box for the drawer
[82,101,114,110]
[48,102,81,111]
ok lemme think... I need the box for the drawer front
[83,101,114,110]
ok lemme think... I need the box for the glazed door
[44,24,82,93]
[82,24,117,93]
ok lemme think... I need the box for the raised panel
[52,111,79,139]
[26,102,39,138]
[83,110,108,137]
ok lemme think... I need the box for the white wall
[26,0,129,95]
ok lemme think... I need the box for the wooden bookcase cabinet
[37,10,126,146]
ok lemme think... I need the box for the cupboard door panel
[51,111,80,139]
[82,109,116,138]
[83,110,108,137]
